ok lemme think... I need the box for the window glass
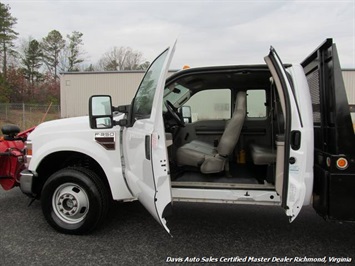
[132,49,168,119]
[247,90,267,118]
[184,89,231,122]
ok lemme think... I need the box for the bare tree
[98,46,148,71]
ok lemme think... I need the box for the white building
[60,71,178,118]
[343,69,355,105]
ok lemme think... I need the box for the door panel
[123,43,176,233]
[265,48,312,221]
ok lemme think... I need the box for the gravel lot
[1,187,355,265]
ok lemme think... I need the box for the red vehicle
[0,125,35,190]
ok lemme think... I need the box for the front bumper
[20,170,37,197]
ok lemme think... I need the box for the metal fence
[0,103,60,132]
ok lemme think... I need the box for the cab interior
[163,65,285,189]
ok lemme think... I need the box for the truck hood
[29,113,126,140]
[29,116,90,139]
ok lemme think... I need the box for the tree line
[0,2,149,104]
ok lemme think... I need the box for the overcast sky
[3,0,355,69]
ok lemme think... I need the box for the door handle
[291,130,301,150]
[145,135,151,160]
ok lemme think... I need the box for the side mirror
[89,95,113,129]
[180,106,192,123]
[116,104,130,113]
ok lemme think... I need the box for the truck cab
[20,39,353,235]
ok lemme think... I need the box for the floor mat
[174,164,267,184]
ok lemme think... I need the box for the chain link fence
[0,103,60,133]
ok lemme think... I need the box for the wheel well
[34,151,113,200]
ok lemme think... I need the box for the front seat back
[176,91,246,174]
[217,91,246,156]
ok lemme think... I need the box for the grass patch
[0,109,60,136]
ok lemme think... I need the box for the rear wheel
[41,167,109,234]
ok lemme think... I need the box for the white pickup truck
[20,39,355,234]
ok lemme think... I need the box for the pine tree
[21,39,43,85]
[0,2,18,79]
[41,30,65,80]
[66,31,84,71]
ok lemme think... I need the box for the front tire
[41,167,109,234]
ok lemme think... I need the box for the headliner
[166,65,272,92]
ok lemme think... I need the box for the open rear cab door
[265,48,313,222]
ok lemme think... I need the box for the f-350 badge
[95,132,115,150]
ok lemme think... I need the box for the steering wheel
[164,100,185,127]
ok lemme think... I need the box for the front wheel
[41,167,109,234]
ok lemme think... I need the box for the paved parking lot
[1,187,355,265]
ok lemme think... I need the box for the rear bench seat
[250,144,276,165]
[249,135,284,165]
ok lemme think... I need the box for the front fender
[29,129,132,201]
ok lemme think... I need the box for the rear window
[184,89,231,122]
[247,90,267,118]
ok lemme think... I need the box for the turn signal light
[336,157,348,170]
[24,141,33,166]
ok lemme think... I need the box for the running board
[172,187,281,205]
[171,181,275,190]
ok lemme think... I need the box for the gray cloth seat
[176,91,246,174]
[175,140,218,167]
[250,144,276,165]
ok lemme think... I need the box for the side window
[247,90,267,118]
[184,89,231,123]
[131,49,168,119]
